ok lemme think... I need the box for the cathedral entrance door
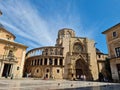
[76,69,83,79]
[75,59,85,79]
[75,59,92,80]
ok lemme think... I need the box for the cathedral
[24,28,108,80]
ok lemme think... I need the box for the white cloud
[0,0,55,48]
[0,0,97,50]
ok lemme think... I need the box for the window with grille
[115,47,120,57]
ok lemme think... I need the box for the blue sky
[0,0,120,53]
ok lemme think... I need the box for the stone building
[0,24,28,78]
[102,23,120,81]
[25,28,108,80]
[96,48,108,77]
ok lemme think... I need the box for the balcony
[0,54,17,62]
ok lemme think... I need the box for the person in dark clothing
[99,72,104,82]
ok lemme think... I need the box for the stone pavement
[0,79,119,90]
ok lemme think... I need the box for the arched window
[35,59,37,66]
[40,59,43,65]
[44,48,48,55]
[46,69,49,73]
[55,59,58,65]
[44,58,47,65]
[60,58,63,65]
[49,58,52,65]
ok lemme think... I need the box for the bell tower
[55,28,75,58]
[56,28,75,47]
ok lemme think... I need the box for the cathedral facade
[24,28,108,80]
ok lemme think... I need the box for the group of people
[77,74,86,81]
[99,72,109,82]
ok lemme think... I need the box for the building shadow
[53,84,120,90]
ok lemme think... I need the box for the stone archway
[75,60,83,79]
[75,59,92,80]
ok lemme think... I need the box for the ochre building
[25,28,107,80]
[103,23,120,82]
[0,24,27,78]
[96,48,108,77]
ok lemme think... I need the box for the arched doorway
[75,59,84,79]
[75,59,92,80]
[76,69,83,79]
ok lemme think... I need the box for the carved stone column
[47,58,49,65]
[42,58,44,65]
[58,58,60,65]
[52,58,55,65]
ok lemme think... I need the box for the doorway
[2,64,12,77]
[75,59,93,80]
[76,69,83,79]
[117,64,120,80]
[46,74,48,78]
[75,60,84,79]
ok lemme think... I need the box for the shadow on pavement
[53,84,120,90]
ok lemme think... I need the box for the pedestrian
[11,74,13,79]
[80,75,84,81]
[99,72,104,82]
[77,75,79,79]
[83,75,86,81]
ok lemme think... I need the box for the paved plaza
[0,79,120,90]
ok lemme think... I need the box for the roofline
[58,28,75,33]
[0,38,28,48]
[0,27,16,38]
[102,23,120,34]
